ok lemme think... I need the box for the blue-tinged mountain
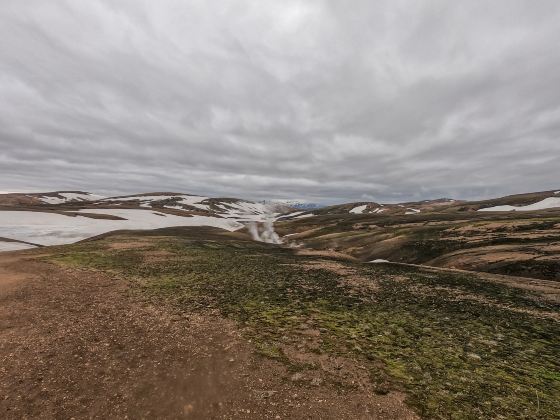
[267,199,323,210]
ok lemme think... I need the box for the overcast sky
[1,1,559,203]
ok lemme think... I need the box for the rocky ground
[0,249,416,419]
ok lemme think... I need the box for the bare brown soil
[106,238,157,250]
[0,194,42,207]
[0,251,417,419]
[295,249,357,261]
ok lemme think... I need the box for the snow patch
[39,192,104,204]
[104,194,211,211]
[370,259,389,263]
[276,211,305,220]
[0,241,37,252]
[478,197,560,212]
[349,204,367,214]
[0,209,243,246]
[294,213,314,219]
[217,201,279,221]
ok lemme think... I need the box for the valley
[1,189,559,418]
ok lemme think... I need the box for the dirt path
[0,252,417,419]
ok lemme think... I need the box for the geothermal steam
[248,219,282,244]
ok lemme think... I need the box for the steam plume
[247,219,282,244]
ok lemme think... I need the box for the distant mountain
[275,189,560,281]
[0,191,294,220]
[0,191,297,250]
[2,188,560,254]
[0,191,104,206]
[308,190,560,216]
[268,199,323,210]
[473,190,560,212]
[98,192,293,221]
[311,198,460,216]
[3,189,560,216]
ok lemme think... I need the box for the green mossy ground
[49,233,560,419]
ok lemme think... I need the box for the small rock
[183,403,194,414]
[290,372,304,382]
[310,377,323,386]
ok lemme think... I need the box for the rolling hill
[1,189,559,418]
[277,190,560,281]
[0,191,293,250]
[2,189,560,280]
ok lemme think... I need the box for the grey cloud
[1,0,559,204]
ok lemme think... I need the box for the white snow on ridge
[40,196,65,205]
[104,194,211,211]
[294,213,314,219]
[0,209,243,247]
[40,192,105,204]
[174,195,211,210]
[103,194,191,202]
[479,197,560,212]
[350,205,367,214]
[0,241,37,252]
[405,208,421,215]
[216,201,279,222]
[102,195,279,220]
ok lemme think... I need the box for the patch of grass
[48,235,560,419]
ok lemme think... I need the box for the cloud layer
[1,0,559,203]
